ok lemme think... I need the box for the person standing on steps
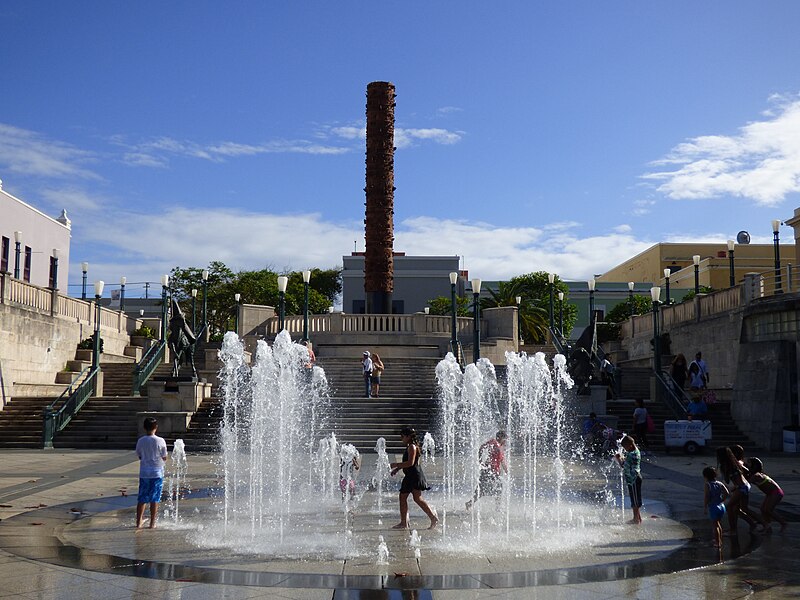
[361,351,373,398]
[370,353,385,398]
[390,426,438,530]
[632,398,650,450]
[691,352,709,387]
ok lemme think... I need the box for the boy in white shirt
[135,417,168,528]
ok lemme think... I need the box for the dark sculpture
[364,81,396,314]
[567,315,597,394]
[168,299,197,378]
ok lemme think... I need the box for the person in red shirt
[465,430,508,511]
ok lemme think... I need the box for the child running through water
[615,435,642,524]
[465,430,508,511]
[746,457,788,532]
[135,417,168,529]
[717,446,763,533]
[390,426,438,530]
[703,466,729,548]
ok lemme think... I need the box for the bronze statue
[168,298,197,378]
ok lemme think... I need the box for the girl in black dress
[390,426,438,530]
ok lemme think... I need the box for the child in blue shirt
[135,417,168,529]
[615,435,642,524]
[703,466,729,548]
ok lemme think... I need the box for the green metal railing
[132,340,166,396]
[654,370,689,420]
[42,367,98,449]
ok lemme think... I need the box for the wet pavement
[0,448,798,599]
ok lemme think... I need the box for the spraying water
[421,432,436,465]
[373,437,391,513]
[166,439,187,523]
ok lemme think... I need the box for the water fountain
[188,334,674,567]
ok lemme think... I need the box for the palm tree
[480,281,549,344]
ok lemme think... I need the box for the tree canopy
[168,262,342,338]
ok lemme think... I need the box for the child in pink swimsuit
[746,457,788,533]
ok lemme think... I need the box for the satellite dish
[736,231,751,245]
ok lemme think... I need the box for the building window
[23,246,32,282]
[49,256,57,288]
[0,237,8,273]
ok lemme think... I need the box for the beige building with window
[0,180,72,289]
[597,241,796,290]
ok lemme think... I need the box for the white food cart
[664,420,712,454]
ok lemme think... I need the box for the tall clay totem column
[364,81,396,314]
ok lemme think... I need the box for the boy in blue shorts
[703,466,729,548]
[135,417,168,529]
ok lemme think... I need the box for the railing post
[330,312,344,334]
[42,410,54,449]
[50,289,59,317]
[0,272,7,304]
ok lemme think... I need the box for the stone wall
[731,341,796,450]
[0,303,132,402]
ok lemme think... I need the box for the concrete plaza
[0,448,798,599]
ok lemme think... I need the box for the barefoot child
[390,426,438,530]
[746,457,788,532]
[703,466,729,547]
[615,435,642,524]
[135,417,168,529]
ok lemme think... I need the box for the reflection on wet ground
[0,489,758,591]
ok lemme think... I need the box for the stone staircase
[0,397,51,448]
[53,396,150,449]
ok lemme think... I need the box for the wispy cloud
[643,95,800,206]
[632,199,656,216]
[77,207,653,286]
[39,187,108,212]
[0,123,99,180]
[115,135,349,167]
[436,106,462,115]
[327,124,463,149]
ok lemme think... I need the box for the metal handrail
[654,370,688,420]
[548,326,569,356]
[448,340,465,368]
[42,367,98,448]
[132,339,166,396]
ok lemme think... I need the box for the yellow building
[597,242,795,290]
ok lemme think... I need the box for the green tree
[680,286,714,303]
[479,273,577,344]
[596,294,652,343]
[168,263,342,339]
[426,295,471,316]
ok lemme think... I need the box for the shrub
[77,335,103,353]
[131,325,155,339]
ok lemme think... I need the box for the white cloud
[632,198,656,216]
[118,136,349,166]
[74,208,656,285]
[39,187,108,212]
[613,224,632,233]
[436,106,462,115]
[327,124,463,149]
[643,95,800,206]
[0,123,99,180]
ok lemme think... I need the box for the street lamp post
[558,291,564,336]
[13,231,22,279]
[160,275,169,341]
[302,270,311,342]
[92,280,105,371]
[119,276,126,313]
[191,289,197,332]
[81,262,89,299]
[516,295,523,346]
[727,240,736,287]
[628,281,635,336]
[277,276,288,332]
[548,273,555,332]
[651,286,661,376]
[588,278,596,324]
[201,269,209,329]
[692,255,700,295]
[772,219,783,294]
[663,268,671,306]
[449,272,459,361]
[234,293,241,334]
[51,249,59,290]
[472,278,482,364]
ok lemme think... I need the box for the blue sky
[2,2,800,298]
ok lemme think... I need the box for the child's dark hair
[731,444,745,461]
[400,426,419,446]
[496,430,507,441]
[747,456,764,474]
[143,417,158,432]
[702,466,717,481]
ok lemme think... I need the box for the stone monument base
[137,378,212,435]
